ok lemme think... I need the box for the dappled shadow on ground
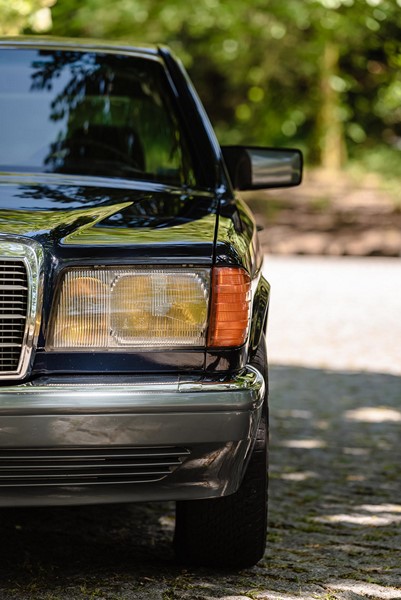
[0,502,183,599]
[0,365,400,599]
[0,502,176,580]
[263,365,401,599]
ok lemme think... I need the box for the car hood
[0,174,218,263]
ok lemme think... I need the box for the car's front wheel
[173,341,268,569]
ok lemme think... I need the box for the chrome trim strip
[178,365,262,392]
[0,366,264,413]
[0,236,44,380]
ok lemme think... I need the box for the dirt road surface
[0,256,400,600]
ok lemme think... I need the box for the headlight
[48,267,210,349]
[48,266,252,351]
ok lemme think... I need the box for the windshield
[0,48,196,186]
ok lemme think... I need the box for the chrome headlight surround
[47,266,211,351]
[0,235,44,380]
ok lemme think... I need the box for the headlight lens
[48,268,210,349]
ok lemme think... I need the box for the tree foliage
[0,0,55,35]
[12,0,401,169]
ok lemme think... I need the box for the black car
[0,38,302,568]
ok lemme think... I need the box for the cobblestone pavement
[0,257,400,599]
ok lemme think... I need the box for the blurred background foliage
[2,0,401,179]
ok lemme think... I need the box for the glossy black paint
[0,39,271,380]
[222,146,303,190]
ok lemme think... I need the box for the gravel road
[0,257,400,600]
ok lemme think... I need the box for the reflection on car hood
[0,174,218,261]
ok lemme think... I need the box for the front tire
[173,341,268,569]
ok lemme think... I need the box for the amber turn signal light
[207,267,251,347]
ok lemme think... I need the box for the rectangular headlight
[48,267,210,350]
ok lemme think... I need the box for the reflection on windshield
[0,49,196,186]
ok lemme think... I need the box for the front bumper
[0,366,265,506]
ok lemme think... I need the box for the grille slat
[0,447,190,487]
[3,342,21,348]
[0,258,28,373]
[0,283,27,288]
[0,302,28,306]
[0,276,26,280]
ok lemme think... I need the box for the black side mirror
[221,146,303,190]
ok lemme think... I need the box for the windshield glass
[0,48,196,186]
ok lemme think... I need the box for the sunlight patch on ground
[279,470,318,481]
[252,593,324,600]
[344,406,401,422]
[314,419,329,429]
[346,474,367,481]
[358,503,401,513]
[279,439,326,449]
[219,596,253,600]
[329,580,401,599]
[343,446,370,455]
[275,409,313,419]
[254,593,318,600]
[158,514,175,532]
[313,512,401,526]
[264,256,401,375]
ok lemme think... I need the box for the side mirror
[221,145,303,190]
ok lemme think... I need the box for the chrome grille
[0,446,190,487]
[0,259,28,373]
[0,237,43,380]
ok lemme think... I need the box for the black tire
[173,338,268,569]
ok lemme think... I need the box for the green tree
[46,0,401,170]
[0,0,55,35]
